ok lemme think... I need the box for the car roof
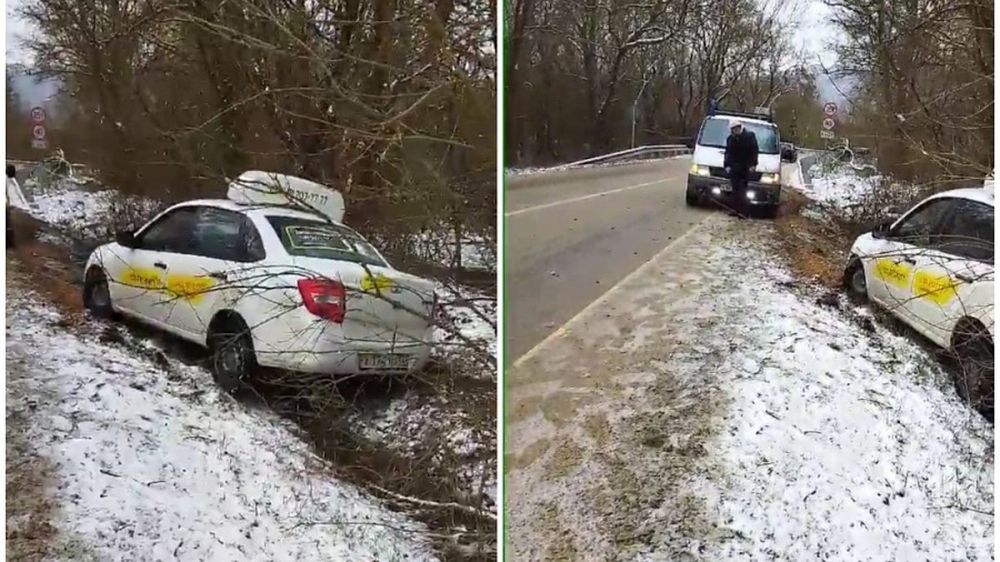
[926,187,995,207]
[169,199,349,224]
[705,115,775,127]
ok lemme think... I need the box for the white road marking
[510,214,717,368]
[505,175,684,217]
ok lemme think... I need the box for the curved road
[505,157,711,361]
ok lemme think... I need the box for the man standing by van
[724,119,758,216]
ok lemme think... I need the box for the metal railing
[562,144,691,168]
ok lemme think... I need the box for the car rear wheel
[207,315,257,395]
[83,268,114,318]
[843,257,868,302]
[952,326,994,419]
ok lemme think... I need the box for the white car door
[864,197,954,320]
[904,199,994,348]
[102,207,200,324]
[163,206,267,343]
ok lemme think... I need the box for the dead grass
[772,191,852,288]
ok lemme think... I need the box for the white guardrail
[561,144,692,167]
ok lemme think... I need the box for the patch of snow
[26,181,159,236]
[435,284,497,362]
[6,293,438,561]
[644,240,993,561]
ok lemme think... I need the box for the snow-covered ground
[641,240,993,560]
[6,284,437,561]
[24,178,160,236]
[505,215,993,561]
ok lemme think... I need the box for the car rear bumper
[252,307,433,375]
[687,174,781,206]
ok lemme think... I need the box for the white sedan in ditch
[843,185,993,409]
[83,171,437,392]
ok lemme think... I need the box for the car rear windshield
[698,117,779,154]
[265,216,387,267]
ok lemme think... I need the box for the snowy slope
[6,290,438,561]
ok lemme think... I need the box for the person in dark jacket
[724,119,758,216]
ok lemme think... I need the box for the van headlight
[759,173,780,184]
[690,164,710,176]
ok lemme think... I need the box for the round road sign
[823,102,838,117]
[30,107,46,124]
[822,118,836,130]
[32,125,47,140]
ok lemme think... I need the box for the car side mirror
[116,230,137,248]
[871,219,894,239]
[5,164,15,179]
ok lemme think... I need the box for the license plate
[719,184,732,192]
[358,353,412,371]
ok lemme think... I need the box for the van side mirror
[116,230,136,248]
[6,164,15,178]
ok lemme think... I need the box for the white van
[685,111,783,218]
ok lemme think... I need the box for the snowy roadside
[6,272,437,561]
[635,229,993,560]
[506,215,992,561]
[8,172,498,557]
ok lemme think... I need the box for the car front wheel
[843,257,867,302]
[83,268,114,318]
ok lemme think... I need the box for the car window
[265,215,387,267]
[194,207,266,262]
[697,118,780,154]
[891,198,954,247]
[935,200,993,263]
[136,207,200,253]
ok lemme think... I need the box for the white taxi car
[843,184,993,411]
[83,171,437,393]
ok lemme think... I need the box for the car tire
[685,185,700,207]
[843,257,868,303]
[207,315,257,395]
[952,326,994,418]
[759,204,779,219]
[83,268,114,318]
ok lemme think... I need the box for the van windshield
[698,117,779,154]
[265,215,387,267]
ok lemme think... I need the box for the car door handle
[898,257,916,265]
[153,261,167,270]
[208,272,228,281]
[955,272,976,283]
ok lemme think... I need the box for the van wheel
[842,257,868,303]
[83,268,114,318]
[952,325,994,419]
[685,186,700,207]
[207,315,256,395]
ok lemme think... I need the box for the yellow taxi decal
[165,275,215,303]
[912,272,958,305]
[874,259,911,289]
[360,273,394,293]
[122,267,164,291]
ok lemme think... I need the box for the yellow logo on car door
[912,272,957,305]
[122,267,164,291]
[874,259,911,289]
[165,275,215,304]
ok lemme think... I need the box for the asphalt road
[505,157,712,361]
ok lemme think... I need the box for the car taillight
[297,278,346,323]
